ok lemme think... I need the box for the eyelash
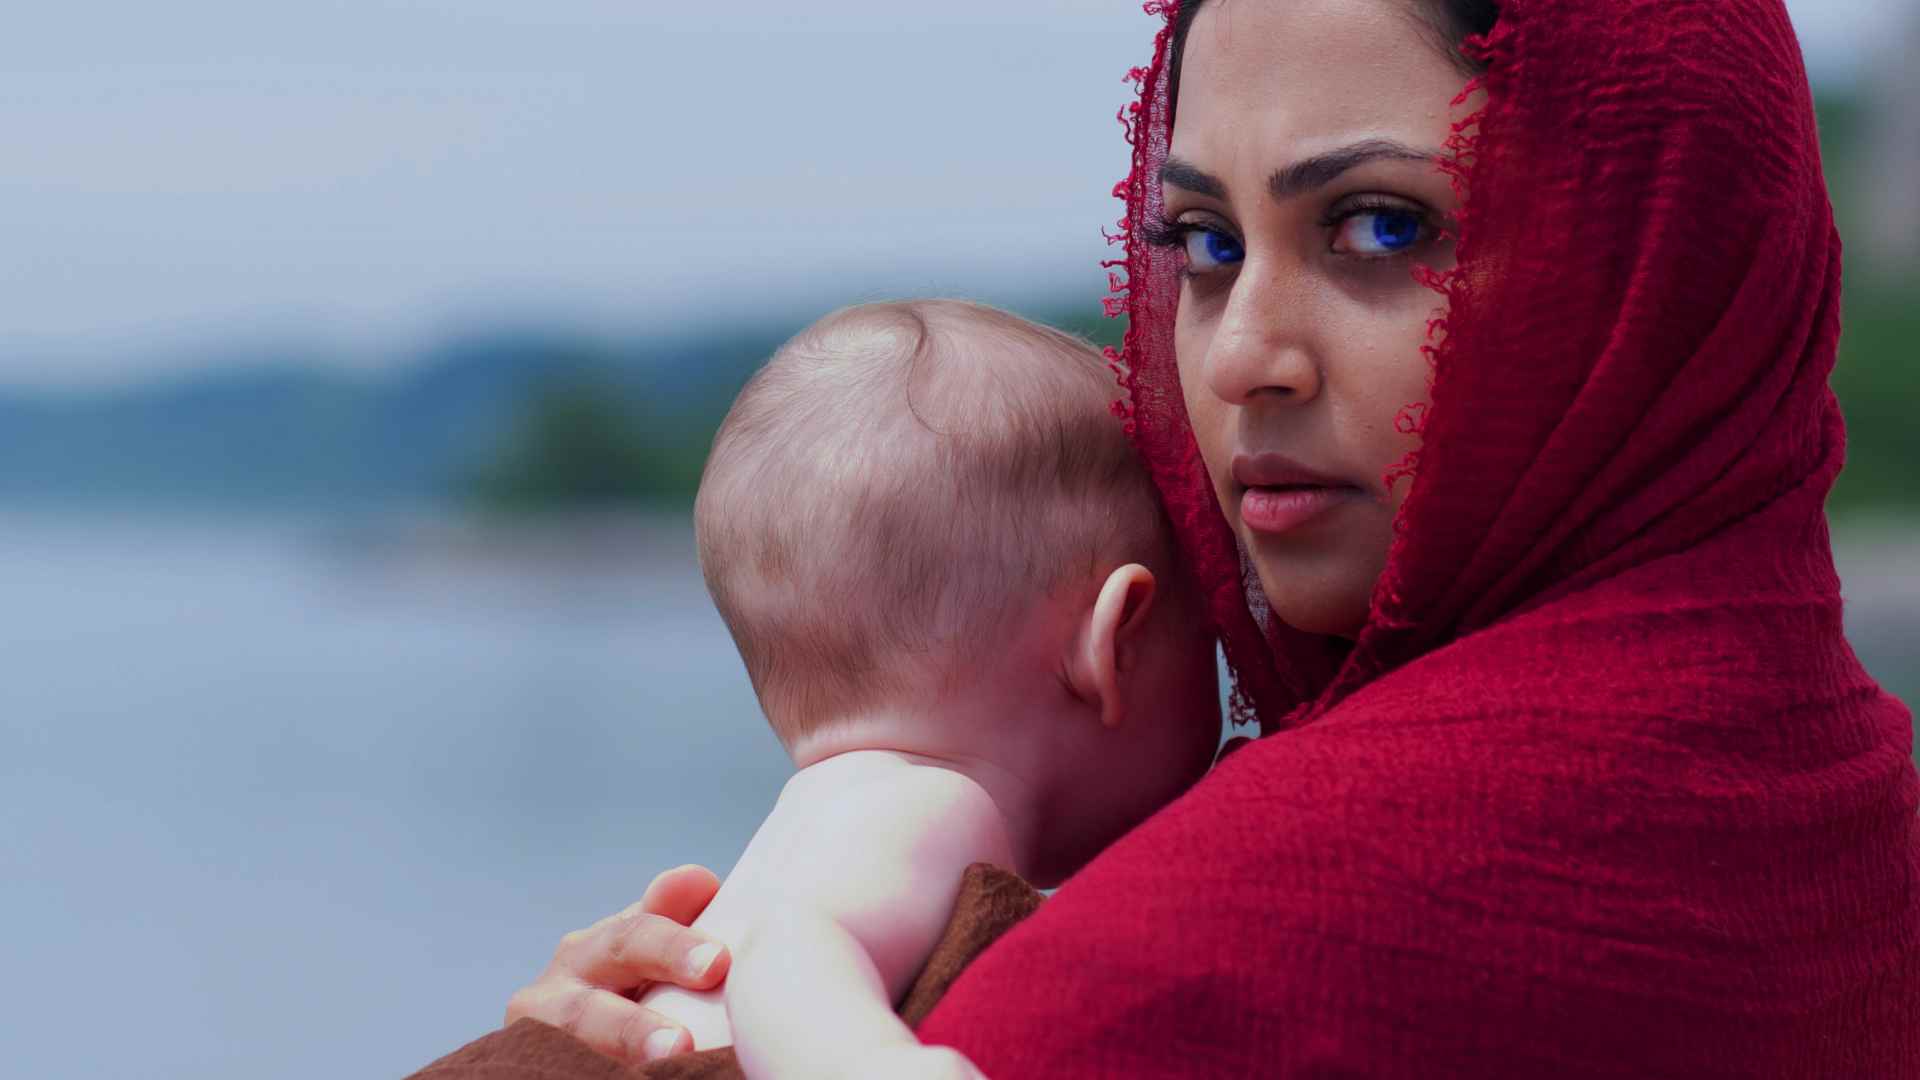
[1138,214,1196,251]
[1318,196,1431,240]
[1143,199,1436,268]
[1139,217,1232,283]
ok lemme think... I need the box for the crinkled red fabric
[919,0,1920,1074]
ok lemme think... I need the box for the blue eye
[1183,227,1244,273]
[1333,209,1425,256]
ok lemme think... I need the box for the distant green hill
[0,326,778,509]
[0,304,1125,512]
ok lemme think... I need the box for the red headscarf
[918,0,1920,1073]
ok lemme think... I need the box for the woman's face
[1163,0,1472,637]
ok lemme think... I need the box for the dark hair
[1169,0,1498,115]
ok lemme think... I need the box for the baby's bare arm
[729,907,987,1079]
[727,767,1009,1076]
[782,766,1013,999]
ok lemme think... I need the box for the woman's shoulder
[915,666,1920,1077]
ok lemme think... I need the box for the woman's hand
[504,864,733,1064]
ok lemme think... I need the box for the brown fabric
[896,862,1045,1028]
[618,1045,739,1080]
[409,1018,647,1080]
[406,864,1042,1080]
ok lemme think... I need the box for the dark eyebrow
[1158,157,1227,199]
[1267,139,1438,200]
[1161,139,1443,205]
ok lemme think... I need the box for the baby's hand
[503,865,732,1064]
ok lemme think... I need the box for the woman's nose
[1203,269,1323,407]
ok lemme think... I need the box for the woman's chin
[1233,505,1392,640]
[1245,553,1374,640]
[1272,602,1367,640]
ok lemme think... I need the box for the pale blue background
[2,3,1915,1077]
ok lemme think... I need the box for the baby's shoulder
[872,762,996,811]
[817,764,1003,849]
[755,756,1015,900]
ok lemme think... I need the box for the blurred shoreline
[9,505,1908,700]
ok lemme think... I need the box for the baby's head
[696,300,1221,878]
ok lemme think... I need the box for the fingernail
[644,1027,684,1061]
[684,942,722,979]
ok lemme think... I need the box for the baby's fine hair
[695,300,1179,743]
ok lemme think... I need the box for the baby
[641,300,1222,1076]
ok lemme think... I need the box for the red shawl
[917,0,1920,1074]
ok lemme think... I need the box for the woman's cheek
[1174,321,1236,502]
[1344,297,1437,492]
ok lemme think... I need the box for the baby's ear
[1066,564,1157,730]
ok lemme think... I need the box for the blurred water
[0,511,789,1080]
[1,512,1913,1080]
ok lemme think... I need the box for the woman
[496,0,1919,1074]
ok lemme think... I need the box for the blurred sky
[2,0,1911,387]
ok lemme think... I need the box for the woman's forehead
[1172,0,1469,165]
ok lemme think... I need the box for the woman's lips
[1231,452,1362,535]
[1239,485,1356,534]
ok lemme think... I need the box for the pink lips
[1231,452,1362,535]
